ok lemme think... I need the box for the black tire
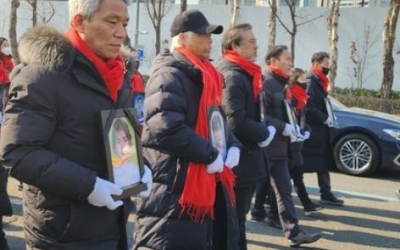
[333,133,380,176]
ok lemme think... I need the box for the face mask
[322,67,330,76]
[1,47,11,56]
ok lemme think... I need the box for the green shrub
[333,95,400,114]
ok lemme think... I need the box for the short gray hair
[170,31,193,52]
[69,0,130,24]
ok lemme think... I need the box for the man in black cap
[134,9,241,250]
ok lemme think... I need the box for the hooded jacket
[135,50,240,250]
[0,24,133,250]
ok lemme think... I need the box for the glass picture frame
[284,99,301,136]
[100,108,147,200]
[207,106,228,161]
[133,92,145,125]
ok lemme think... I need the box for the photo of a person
[133,94,145,124]
[210,111,227,160]
[109,117,141,188]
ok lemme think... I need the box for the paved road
[4,168,400,249]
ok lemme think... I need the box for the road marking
[307,185,399,202]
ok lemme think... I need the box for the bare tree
[267,0,277,52]
[273,0,325,63]
[348,23,380,89]
[327,0,340,93]
[180,0,187,13]
[143,0,172,55]
[9,0,20,64]
[25,0,55,26]
[381,0,400,103]
[230,0,240,27]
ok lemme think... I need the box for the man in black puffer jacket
[262,45,321,248]
[216,23,275,250]
[0,1,152,249]
[134,10,241,250]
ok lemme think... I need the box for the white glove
[282,123,295,137]
[87,177,123,210]
[303,131,310,140]
[224,147,240,169]
[324,118,334,127]
[258,126,276,147]
[139,165,153,198]
[207,153,224,174]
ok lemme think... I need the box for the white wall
[0,1,399,90]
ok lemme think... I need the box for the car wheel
[333,133,380,176]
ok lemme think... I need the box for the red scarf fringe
[223,50,262,101]
[312,66,329,94]
[131,72,145,93]
[64,28,124,103]
[176,47,236,223]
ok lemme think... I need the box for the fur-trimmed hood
[18,24,76,73]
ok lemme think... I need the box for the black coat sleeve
[305,82,328,125]
[142,70,219,164]
[263,88,287,134]
[222,73,268,143]
[0,70,96,202]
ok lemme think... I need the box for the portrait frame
[284,99,301,136]
[259,92,268,123]
[324,97,336,121]
[207,106,228,161]
[133,92,145,125]
[100,108,147,200]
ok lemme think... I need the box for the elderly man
[0,0,151,249]
[215,23,275,250]
[134,9,241,250]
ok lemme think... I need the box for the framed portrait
[207,106,228,161]
[133,93,145,125]
[284,99,301,135]
[324,97,336,121]
[100,108,147,200]
[259,92,268,123]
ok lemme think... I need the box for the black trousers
[317,170,332,197]
[213,183,239,250]
[268,159,300,239]
[234,185,256,250]
[253,180,271,210]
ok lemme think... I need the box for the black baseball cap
[170,9,223,37]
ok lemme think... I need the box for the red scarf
[0,63,9,84]
[176,47,236,223]
[312,66,329,94]
[268,65,289,79]
[131,71,145,93]
[223,50,262,101]
[0,54,13,73]
[64,28,124,103]
[290,82,307,113]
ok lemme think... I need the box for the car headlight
[383,129,400,140]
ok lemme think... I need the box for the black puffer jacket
[303,73,333,172]
[216,58,268,186]
[0,166,11,216]
[262,68,290,160]
[135,51,241,250]
[0,25,133,250]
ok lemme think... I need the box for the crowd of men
[0,0,348,249]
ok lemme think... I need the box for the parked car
[329,97,400,176]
